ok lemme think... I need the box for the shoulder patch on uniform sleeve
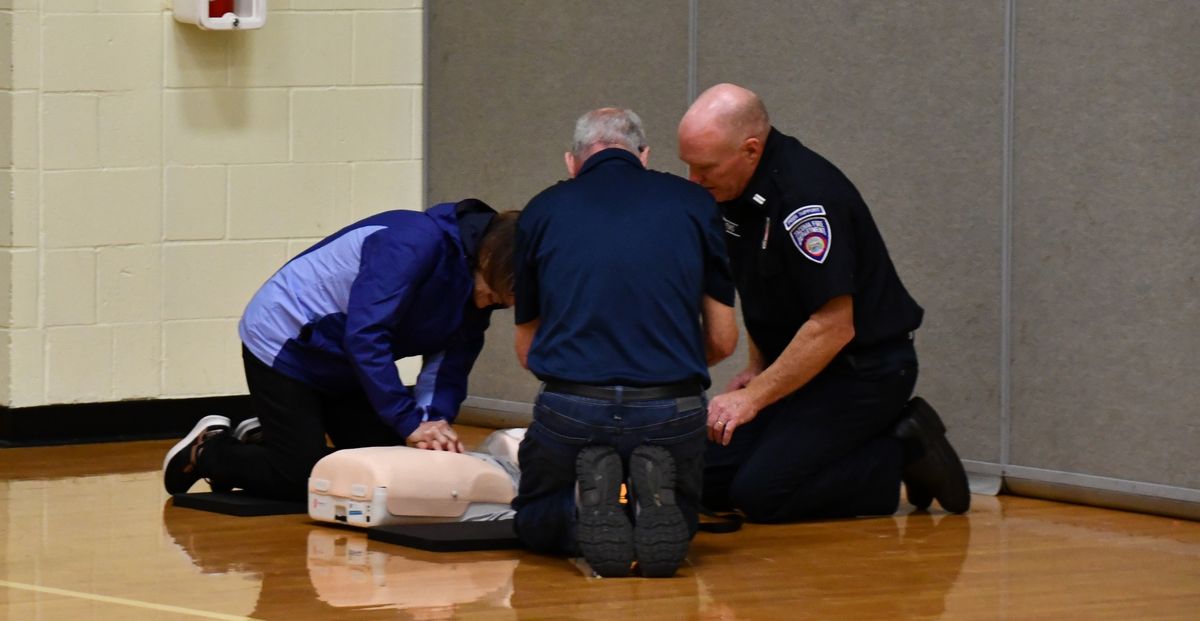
[789,216,831,264]
[782,205,826,231]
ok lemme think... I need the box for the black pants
[197,347,406,501]
[703,346,917,522]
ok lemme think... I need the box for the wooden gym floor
[1,426,1198,620]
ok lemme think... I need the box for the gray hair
[570,108,647,161]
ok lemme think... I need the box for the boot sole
[630,445,689,578]
[575,447,633,577]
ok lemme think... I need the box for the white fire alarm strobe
[174,0,266,31]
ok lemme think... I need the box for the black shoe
[892,398,970,514]
[233,417,262,444]
[906,482,934,511]
[163,415,231,495]
[575,446,634,577]
[628,445,690,578]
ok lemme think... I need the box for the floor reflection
[685,511,971,620]
[162,501,520,620]
[307,529,518,618]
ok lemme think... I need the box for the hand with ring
[707,388,761,446]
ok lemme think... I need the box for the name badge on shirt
[784,205,831,264]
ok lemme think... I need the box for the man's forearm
[742,295,854,409]
[701,295,738,365]
[746,336,765,372]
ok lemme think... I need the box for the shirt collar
[577,147,645,176]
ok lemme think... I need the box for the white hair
[570,108,647,161]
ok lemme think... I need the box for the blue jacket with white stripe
[238,200,497,439]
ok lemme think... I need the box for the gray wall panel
[697,0,1008,462]
[428,1,1200,503]
[428,1,691,403]
[1010,2,1200,486]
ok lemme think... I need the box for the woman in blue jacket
[163,199,518,501]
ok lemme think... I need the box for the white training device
[307,428,524,528]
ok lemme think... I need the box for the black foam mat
[171,491,308,517]
[367,519,522,552]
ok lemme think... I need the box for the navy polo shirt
[515,148,735,387]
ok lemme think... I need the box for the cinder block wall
[0,1,425,408]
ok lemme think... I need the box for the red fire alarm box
[173,0,266,30]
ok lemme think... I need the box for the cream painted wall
[0,0,425,407]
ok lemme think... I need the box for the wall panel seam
[687,0,697,104]
[422,0,430,207]
[1000,0,1016,469]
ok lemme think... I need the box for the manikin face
[677,127,760,203]
[472,271,513,310]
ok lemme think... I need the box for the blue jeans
[512,387,708,555]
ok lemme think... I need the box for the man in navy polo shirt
[511,108,737,578]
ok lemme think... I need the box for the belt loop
[613,385,624,422]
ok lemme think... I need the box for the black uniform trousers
[198,347,407,501]
[703,343,917,522]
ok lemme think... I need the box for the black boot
[892,398,970,514]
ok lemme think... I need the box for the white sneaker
[233,417,262,444]
[163,415,231,494]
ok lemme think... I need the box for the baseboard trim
[0,396,256,448]
[461,396,533,416]
[965,460,1200,522]
[1003,476,1200,522]
[0,394,517,448]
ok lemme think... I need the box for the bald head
[680,83,770,145]
[678,84,770,202]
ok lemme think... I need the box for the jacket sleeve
[343,228,437,440]
[412,311,490,423]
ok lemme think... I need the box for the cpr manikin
[308,428,524,527]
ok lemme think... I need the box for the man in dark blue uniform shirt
[512,108,738,577]
[677,83,970,521]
